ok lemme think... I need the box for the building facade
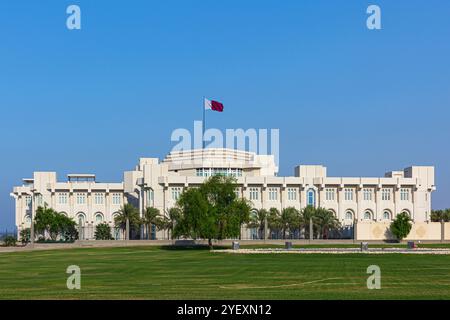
[10,148,436,240]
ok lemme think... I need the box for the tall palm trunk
[149,223,153,240]
[126,218,130,240]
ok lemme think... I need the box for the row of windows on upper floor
[24,187,415,208]
[167,187,415,206]
[196,168,243,177]
[24,193,123,207]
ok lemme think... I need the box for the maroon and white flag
[204,98,224,112]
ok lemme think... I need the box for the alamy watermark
[66,5,81,30]
[367,265,381,290]
[66,265,81,290]
[171,121,280,167]
[367,5,381,30]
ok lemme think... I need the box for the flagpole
[202,96,206,150]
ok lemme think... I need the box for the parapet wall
[355,221,449,241]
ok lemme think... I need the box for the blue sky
[0,0,449,230]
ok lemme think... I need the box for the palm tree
[314,208,341,239]
[431,209,450,222]
[164,208,182,240]
[280,207,300,239]
[115,203,139,240]
[143,207,162,240]
[248,209,268,240]
[301,205,317,239]
[267,208,282,239]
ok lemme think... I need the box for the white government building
[10,148,437,240]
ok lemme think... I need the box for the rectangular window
[268,188,278,201]
[381,188,391,201]
[171,187,182,201]
[94,193,104,205]
[287,188,297,201]
[363,188,373,201]
[147,190,155,206]
[76,193,86,205]
[58,193,68,205]
[112,193,122,205]
[400,188,410,201]
[344,188,354,201]
[249,188,259,201]
[325,188,335,201]
[196,168,242,177]
[36,194,43,206]
[25,195,32,207]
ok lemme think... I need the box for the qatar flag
[204,98,224,112]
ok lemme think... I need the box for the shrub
[20,228,31,244]
[3,236,17,247]
[95,223,114,240]
[34,205,78,242]
[390,212,413,241]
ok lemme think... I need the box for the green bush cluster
[33,205,78,242]
[2,236,17,247]
[431,209,450,222]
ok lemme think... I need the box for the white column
[337,187,344,221]
[375,187,382,220]
[394,187,400,220]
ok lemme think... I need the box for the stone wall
[355,221,450,241]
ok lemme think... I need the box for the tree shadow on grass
[159,241,229,251]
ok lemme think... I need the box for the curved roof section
[163,148,278,175]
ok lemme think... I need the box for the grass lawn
[0,246,449,300]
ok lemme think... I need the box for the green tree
[267,208,282,239]
[314,208,341,239]
[2,236,17,247]
[20,228,31,244]
[163,208,182,240]
[229,198,253,240]
[248,209,268,240]
[280,207,300,239]
[114,204,140,240]
[143,207,163,240]
[34,206,78,242]
[174,175,251,249]
[34,205,56,240]
[431,209,450,222]
[174,188,211,243]
[95,223,114,240]
[59,216,78,242]
[390,212,413,241]
[301,205,317,239]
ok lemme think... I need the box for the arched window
[60,212,68,217]
[345,210,353,220]
[328,209,336,217]
[307,189,316,207]
[363,210,372,220]
[95,213,104,224]
[24,214,31,225]
[76,212,86,225]
[112,212,120,223]
[401,210,410,217]
[383,210,391,220]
